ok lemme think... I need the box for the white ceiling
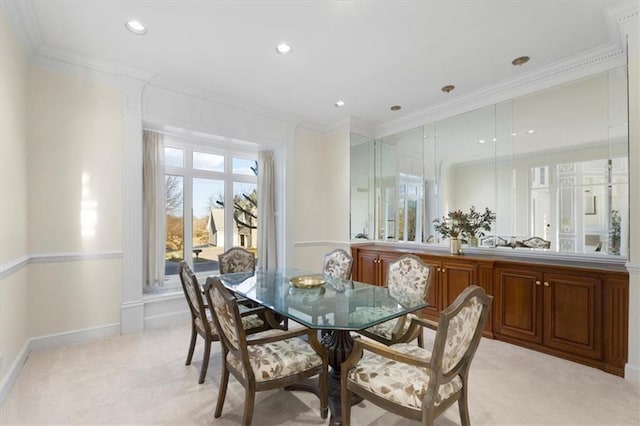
[6,0,634,130]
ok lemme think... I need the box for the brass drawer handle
[535,280,541,286]
[544,282,550,287]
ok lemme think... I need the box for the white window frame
[155,132,259,290]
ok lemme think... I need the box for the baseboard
[0,323,120,405]
[28,323,120,351]
[0,341,29,405]
[625,363,640,383]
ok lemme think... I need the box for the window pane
[193,151,224,172]
[233,157,257,176]
[193,178,225,276]
[165,147,183,168]
[164,174,183,282]
[233,182,258,251]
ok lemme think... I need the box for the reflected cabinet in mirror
[350,66,629,257]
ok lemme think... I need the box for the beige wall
[28,260,121,337]
[0,17,124,388]
[27,67,123,253]
[0,9,30,384]
[293,126,350,271]
[25,66,124,335]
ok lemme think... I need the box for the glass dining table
[217,268,428,425]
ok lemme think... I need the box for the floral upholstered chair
[322,248,353,280]
[218,247,256,274]
[341,285,493,426]
[204,277,329,425]
[178,262,270,384]
[350,254,431,347]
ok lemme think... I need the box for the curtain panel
[143,130,166,287]
[257,151,277,270]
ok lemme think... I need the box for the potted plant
[433,210,469,254]
[464,206,496,247]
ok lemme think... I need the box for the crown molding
[605,1,640,47]
[31,44,154,86]
[375,44,626,139]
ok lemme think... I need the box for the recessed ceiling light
[527,129,535,134]
[276,43,292,54]
[441,85,455,93]
[492,138,497,142]
[335,100,346,107]
[477,139,486,144]
[125,20,146,35]
[510,132,517,136]
[390,105,402,111]
[512,56,530,66]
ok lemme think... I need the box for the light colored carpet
[1,323,639,425]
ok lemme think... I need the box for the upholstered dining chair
[204,276,329,425]
[341,285,493,426]
[350,254,431,347]
[322,248,353,280]
[218,247,256,274]
[178,261,271,384]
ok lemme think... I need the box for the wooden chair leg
[341,383,351,426]
[214,364,229,418]
[459,387,471,426]
[242,386,256,426]
[198,339,211,384]
[186,323,197,365]
[418,329,425,348]
[319,367,328,419]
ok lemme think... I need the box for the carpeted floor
[1,323,639,425]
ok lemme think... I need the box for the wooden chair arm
[246,327,311,346]
[351,337,430,368]
[239,306,267,317]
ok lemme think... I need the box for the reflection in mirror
[434,104,497,244]
[350,134,374,240]
[350,66,628,257]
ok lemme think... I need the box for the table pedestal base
[285,329,361,425]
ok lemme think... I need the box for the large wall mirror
[350,66,629,257]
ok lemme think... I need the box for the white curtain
[143,130,166,287]
[258,151,277,270]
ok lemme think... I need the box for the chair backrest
[178,261,207,325]
[521,236,551,249]
[322,249,353,280]
[386,254,431,306]
[430,286,493,378]
[204,277,247,356]
[218,247,256,274]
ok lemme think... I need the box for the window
[145,135,258,294]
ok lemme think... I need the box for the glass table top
[216,269,428,331]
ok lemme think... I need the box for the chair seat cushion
[350,307,415,341]
[228,337,323,382]
[347,343,462,409]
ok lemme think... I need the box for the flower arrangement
[433,206,496,242]
[433,209,468,240]
[464,206,496,239]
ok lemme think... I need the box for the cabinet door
[441,261,477,308]
[543,273,602,360]
[494,268,543,344]
[356,251,378,285]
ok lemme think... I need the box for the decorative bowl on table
[289,274,325,289]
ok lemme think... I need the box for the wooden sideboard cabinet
[351,244,629,377]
